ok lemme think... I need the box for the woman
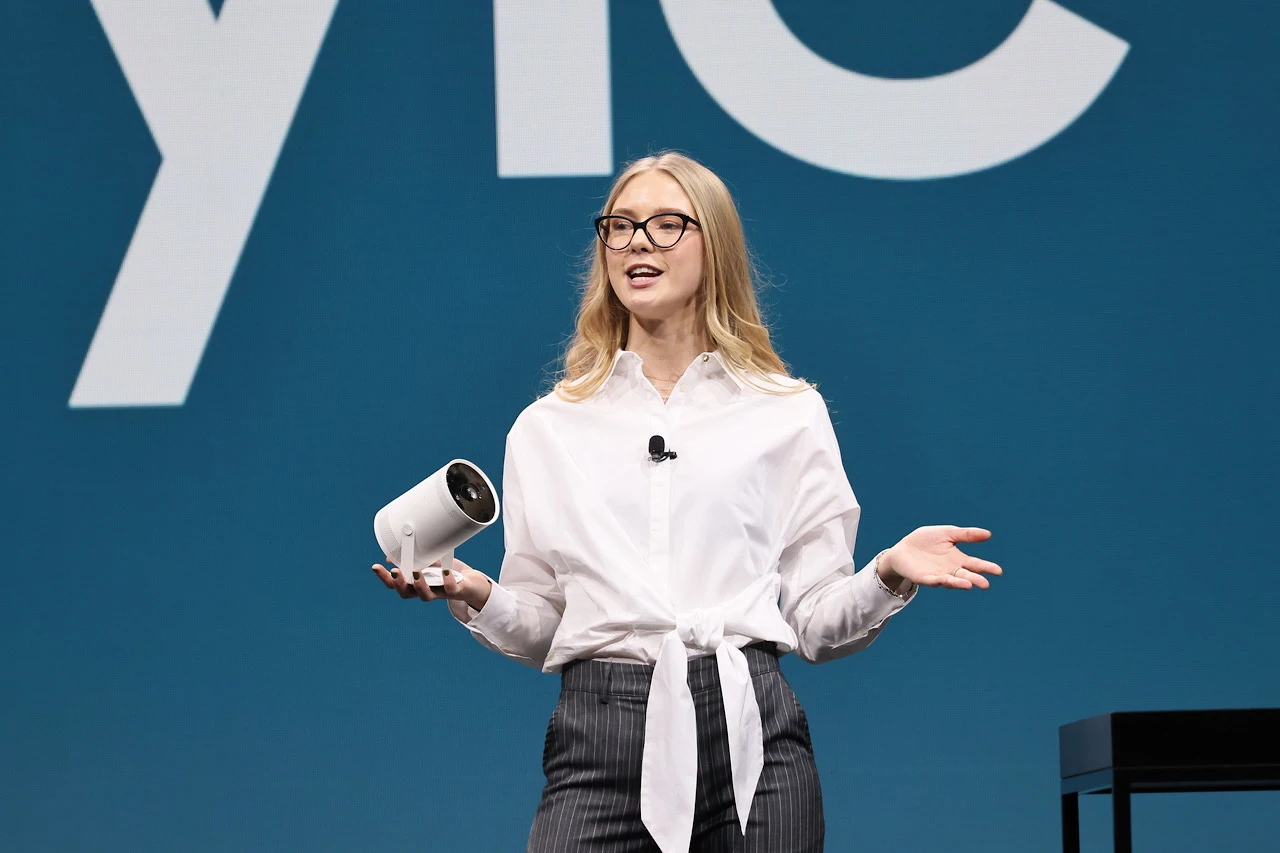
[373,152,1001,852]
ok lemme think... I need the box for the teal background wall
[3,2,1277,850]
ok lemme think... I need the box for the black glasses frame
[594,212,701,250]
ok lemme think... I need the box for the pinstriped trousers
[528,644,824,852]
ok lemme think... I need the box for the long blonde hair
[555,151,804,401]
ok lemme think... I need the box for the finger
[925,570,976,590]
[922,573,960,588]
[955,567,989,589]
[372,565,397,589]
[412,572,439,602]
[949,526,992,543]
[440,568,462,598]
[389,568,418,599]
[961,556,1003,576]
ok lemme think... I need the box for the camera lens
[445,463,496,523]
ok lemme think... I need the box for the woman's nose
[629,224,655,250]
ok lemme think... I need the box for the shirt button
[701,354,709,362]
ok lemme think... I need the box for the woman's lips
[628,272,662,288]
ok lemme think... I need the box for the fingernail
[412,571,421,581]
[442,569,451,577]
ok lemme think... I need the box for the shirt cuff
[447,572,514,633]
[867,550,917,606]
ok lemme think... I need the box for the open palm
[885,525,1002,589]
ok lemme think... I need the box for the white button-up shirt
[449,350,913,853]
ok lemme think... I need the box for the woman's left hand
[880,526,1003,590]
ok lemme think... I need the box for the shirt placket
[647,389,677,593]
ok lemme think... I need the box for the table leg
[1111,777,1131,853]
[1061,792,1080,853]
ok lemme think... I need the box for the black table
[1059,709,1280,853]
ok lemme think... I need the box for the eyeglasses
[594,212,701,250]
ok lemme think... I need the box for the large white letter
[660,0,1128,180]
[493,0,612,177]
[72,0,338,407]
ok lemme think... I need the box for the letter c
[659,0,1129,179]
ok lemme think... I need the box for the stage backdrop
[3,2,1278,851]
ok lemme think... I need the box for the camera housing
[373,459,500,586]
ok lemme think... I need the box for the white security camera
[374,459,500,586]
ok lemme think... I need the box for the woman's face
[604,170,704,327]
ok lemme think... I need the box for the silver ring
[952,567,963,577]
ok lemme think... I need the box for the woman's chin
[617,289,698,328]
[627,303,677,324]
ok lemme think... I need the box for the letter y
[72,0,338,406]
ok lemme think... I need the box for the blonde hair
[555,151,804,401]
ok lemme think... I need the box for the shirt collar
[607,349,750,393]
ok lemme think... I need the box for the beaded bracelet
[870,550,915,600]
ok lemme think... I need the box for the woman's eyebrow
[610,207,688,217]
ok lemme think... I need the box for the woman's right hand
[371,557,492,611]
